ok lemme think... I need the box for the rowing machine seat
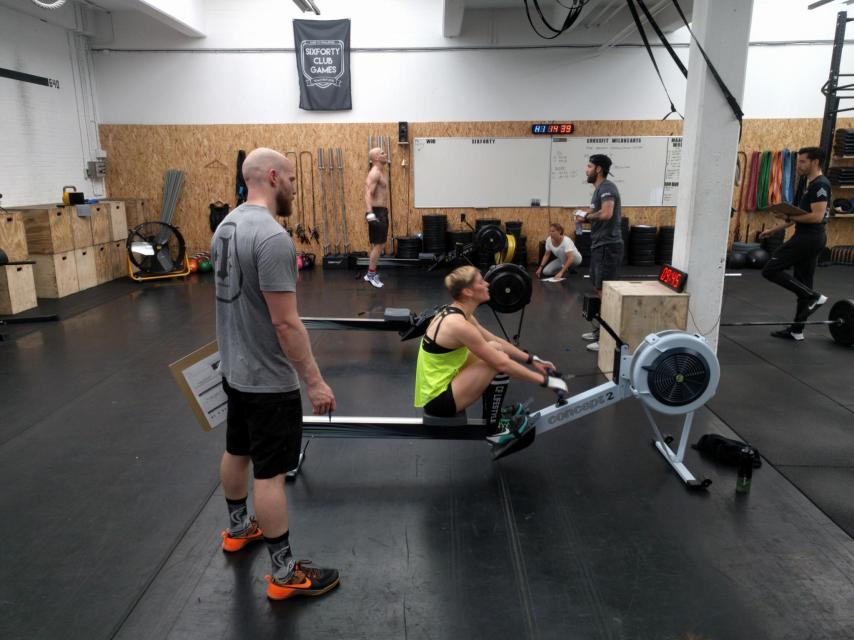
[383,307,413,323]
[423,411,468,427]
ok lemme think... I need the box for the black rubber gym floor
[1,264,853,639]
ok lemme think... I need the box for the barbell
[721,298,854,347]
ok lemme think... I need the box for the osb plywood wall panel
[100,118,854,259]
[732,117,854,247]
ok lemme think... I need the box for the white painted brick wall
[0,7,102,208]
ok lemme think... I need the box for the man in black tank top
[760,147,830,341]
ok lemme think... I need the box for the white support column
[672,0,753,351]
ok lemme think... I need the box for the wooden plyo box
[121,198,155,232]
[75,247,97,290]
[0,211,28,262]
[104,201,129,242]
[71,207,94,248]
[0,264,38,315]
[109,241,127,280]
[598,280,689,375]
[90,204,112,245]
[31,251,79,298]
[17,206,74,254]
[94,243,113,284]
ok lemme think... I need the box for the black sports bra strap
[424,305,465,346]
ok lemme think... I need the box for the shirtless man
[364,147,390,288]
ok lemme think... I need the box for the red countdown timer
[531,123,575,135]
[659,264,688,292]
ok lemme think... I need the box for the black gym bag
[693,434,762,468]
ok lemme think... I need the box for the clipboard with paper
[168,341,227,432]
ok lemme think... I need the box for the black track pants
[761,230,826,332]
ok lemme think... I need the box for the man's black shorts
[222,379,303,479]
[369,206,389,245]
[590,242,623,289]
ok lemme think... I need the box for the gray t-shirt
[590,179,623,249]
[212,204,299,393]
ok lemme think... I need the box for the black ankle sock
[265,530,295,581]
[225,496,250,534]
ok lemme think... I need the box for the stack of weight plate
[833,129,854,157]
[475,218,501,269]
[513,235,528,266]
[396,236,422,259]
[656,225,675,265]
[505,220,523,240]
[575,229,592,267]
[827,167,854,187]
[421,215,448,255]
[621,217,630,265]
[445,230,473,251]
[629,225,657,266]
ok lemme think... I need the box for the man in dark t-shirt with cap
[575,154,623,352]
[759,146,830,341]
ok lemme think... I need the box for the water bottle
[736,446,754,494]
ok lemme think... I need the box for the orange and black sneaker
[265,560,340,600]
[221,518,264,553]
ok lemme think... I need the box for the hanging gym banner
[293,18,352,111]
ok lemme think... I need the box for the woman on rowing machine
[414,265,568,447]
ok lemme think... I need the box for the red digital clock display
[659,264,687,292]
[531,123,575,135]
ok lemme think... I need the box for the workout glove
[366,212,379,223]
[542,374,568,394]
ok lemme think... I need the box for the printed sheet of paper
[169,341,227,431]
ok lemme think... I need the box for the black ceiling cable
[523,0,588,40]
[635,0,687,77]
[669,0,744,130]
[625,0,684,120]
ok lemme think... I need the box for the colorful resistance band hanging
[756,150,772,210]
[769,150,783,205]
[746,150,761,212]
[781,149,793,203]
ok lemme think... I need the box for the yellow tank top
[413,308,469,407]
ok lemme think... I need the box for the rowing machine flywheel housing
[630,331,720,415]
[484,263,532,313]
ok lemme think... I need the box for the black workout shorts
[222,379,303,479]
[590,242,623,289]
[368,207,389,245]
[424,384,457,417]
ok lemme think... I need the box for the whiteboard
[549,136,682,207]
[413,137,552,208]
[412,135,682,208]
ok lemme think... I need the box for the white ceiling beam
[133,0,206,38]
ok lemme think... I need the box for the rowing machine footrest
[384,307,413,323]
[423,411,468,427]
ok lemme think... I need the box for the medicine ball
[726,251,748,269]
[198,260,213,273]
[746,248,771,269]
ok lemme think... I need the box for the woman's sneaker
[486,403,530,446]
[266,560,340,600]
[582,330,599,341]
